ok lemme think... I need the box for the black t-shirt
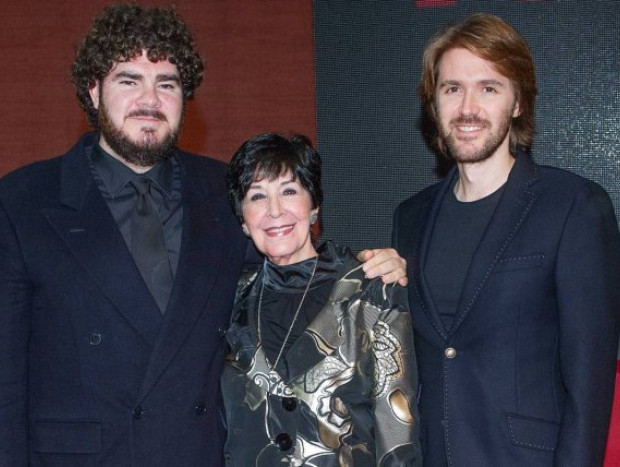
[425,180,504,331]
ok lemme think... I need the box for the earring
[242,225,250,237]
[310,212,318,225]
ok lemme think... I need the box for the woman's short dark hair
[72,3,204,128]
[226,133,323,224]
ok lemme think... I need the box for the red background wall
[3,1,620,463]
[0,0,315,174]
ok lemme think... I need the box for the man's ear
[89,81,100,110]
[512,99,521,118]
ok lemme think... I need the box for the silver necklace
[257,256,318,369]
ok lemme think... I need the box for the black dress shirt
[88,144,183,276]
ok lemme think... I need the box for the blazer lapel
[410,168,459,341]
[137,155,231,399]
[450,153,540,333]
[42,141,163,346]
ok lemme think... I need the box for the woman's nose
[267,196,282,217]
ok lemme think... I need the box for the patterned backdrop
[314,0,620,252]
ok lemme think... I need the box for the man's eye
[159,83,177,90]
[483,86,497,93]
[445,86,459,94]
[120,80,136,86]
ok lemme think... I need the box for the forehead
[437,47,511,85]
[251,169,296,184]
[105,50,180,79]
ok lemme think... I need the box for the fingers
[360,248,408,285]
[375,262,408,285]
[357,249,375,263]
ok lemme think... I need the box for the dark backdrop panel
[314,0,620,251]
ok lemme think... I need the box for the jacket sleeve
[0,201,31,465]
[369,281,423,466]
[554,182,620,466]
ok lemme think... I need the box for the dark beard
[98,103,181,167]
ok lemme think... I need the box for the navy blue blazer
[0,133,248,466]
[393,152,620,466]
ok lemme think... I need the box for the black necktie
[130,177,173,313]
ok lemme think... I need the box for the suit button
[133,406,143,419]
[275,432,293,451]
[444,347,457,359]
[195,402,207,415]
[282,397,297,411]
[89,333,102,346]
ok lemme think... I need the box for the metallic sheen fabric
[221,242,422,466]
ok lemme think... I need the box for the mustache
[451,116,488,126]
[126,109,167,121]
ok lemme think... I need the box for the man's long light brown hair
[419,13,537,156]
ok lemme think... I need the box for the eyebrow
[249,177,296,189]
[112,71,181,83]
[479,79,505,87]
[439,79,506,88]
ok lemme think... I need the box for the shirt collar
[90,144,176,198]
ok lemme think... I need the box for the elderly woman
[222,133,421,466]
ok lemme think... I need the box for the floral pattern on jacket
[221,243,422,466]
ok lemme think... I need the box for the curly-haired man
[0,4,407,465]
[0,4,239,466]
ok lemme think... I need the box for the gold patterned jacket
[221,243,422,466]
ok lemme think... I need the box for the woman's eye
[283,188,297,196]
[249,193,265,202]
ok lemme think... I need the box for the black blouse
[258,244,340,366]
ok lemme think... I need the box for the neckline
[257,256,318,369]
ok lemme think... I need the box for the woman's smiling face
[241,171,318,266]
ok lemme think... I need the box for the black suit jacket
[0,132,248,466]
[393,152,620,466]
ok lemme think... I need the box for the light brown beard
[438,104,514,164]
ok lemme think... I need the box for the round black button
[195,402,207,415]
[275,432,293,451]
[89,333,102,346]
[282,397,297,411]
[133,406,143,419]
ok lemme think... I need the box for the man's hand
[358,248,408,286]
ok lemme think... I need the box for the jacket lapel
[42,138,163,346]
[450,153,540,333]
[281,257,363,383]
[137,154,231,399]
[226,251,361,385]
[410,168,459,341]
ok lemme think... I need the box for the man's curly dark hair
[72,3,204,128]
